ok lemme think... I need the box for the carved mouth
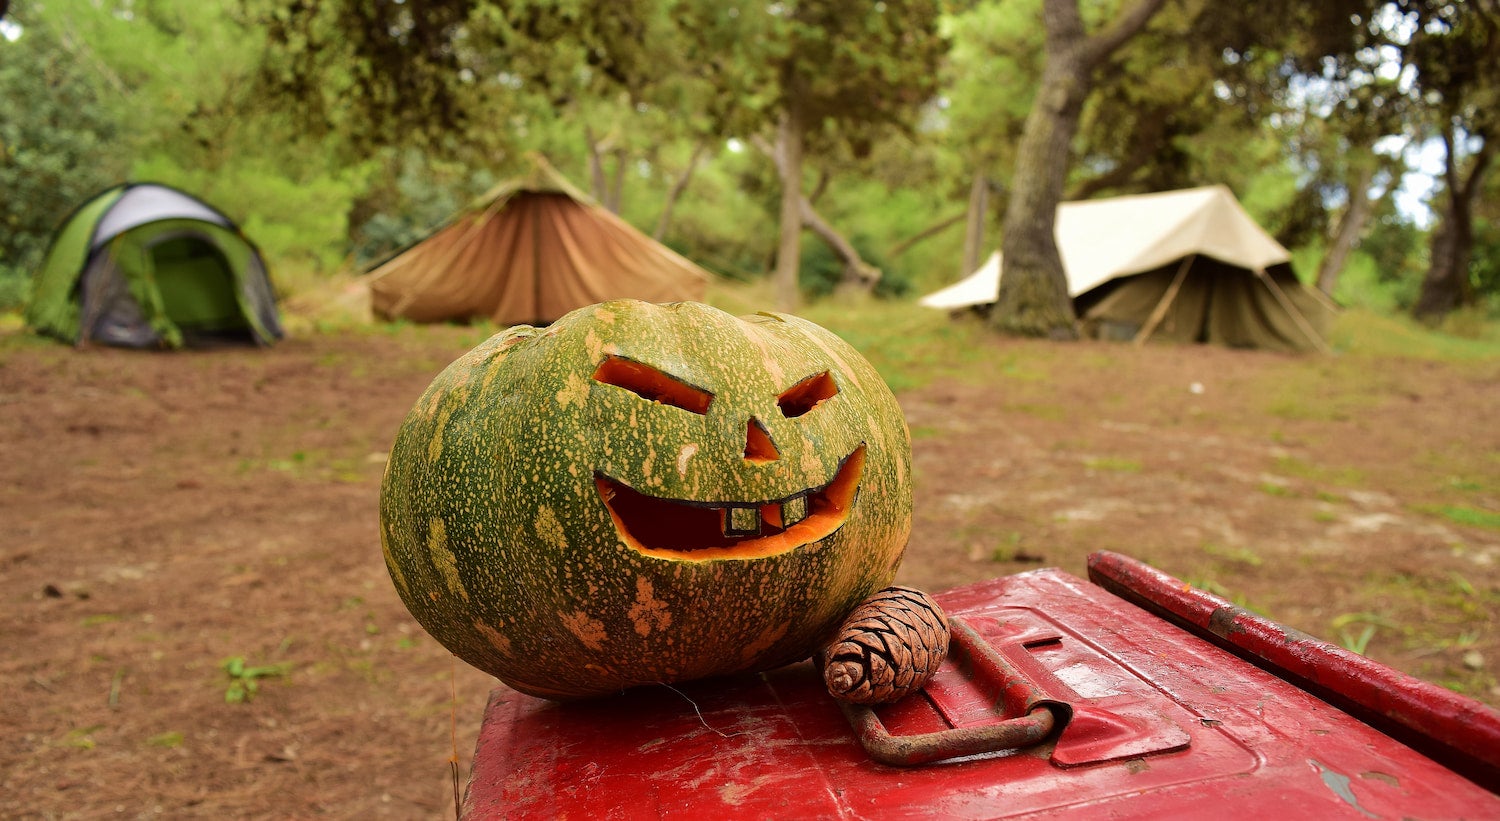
[596,445,865,559]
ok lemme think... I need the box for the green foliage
[0,16,126,309]
[798,235,909,300]
[939,0,1041,175]
[220,656,293,704]
[1,0,1490,338]
[134,154,371,275]
[347,149,500,268]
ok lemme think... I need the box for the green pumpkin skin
[379,300,912,699]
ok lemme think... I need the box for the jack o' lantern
[380,299,913,699]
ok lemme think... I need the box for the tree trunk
[988,0,1170,339]
[1414,132,1494,323]
[989,54,1089,338]
[585,126,609,203]
[605,147,626,214]
[1317,163,1377,296]
[1414,207,1472,322]
[774,107,804,312]
[962,172,990,278]
[653,142,708,241]
[756,126,882,301]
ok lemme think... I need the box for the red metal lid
[464,562,1500,819]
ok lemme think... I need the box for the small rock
[1462,649,1484,671]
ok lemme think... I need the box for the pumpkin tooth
[781,494,808,527]
[725,505,762,537]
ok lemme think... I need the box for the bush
[0,21,126,310]
[798,236,911,300]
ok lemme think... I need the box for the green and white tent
[26,183,284,348]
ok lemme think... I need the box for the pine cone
[820,586,950,705]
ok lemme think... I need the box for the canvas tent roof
[919,186,1332,352]
[366,155,711,326]
[26,182,283,349]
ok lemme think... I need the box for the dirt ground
[2,319,1497,819]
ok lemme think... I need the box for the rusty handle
[838,617,1060,767]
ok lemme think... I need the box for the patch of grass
[1417,505,1500,530]
[988,531,1026,562]
[238,449,372,484]
[1330,612,1399,655]
[146,731,185,749]
[1203,542,1263,567]
[221,656,294,704]
[63,725,104,750]
[1330,307,1500,361]
[1259,482,1295,498]
[798,300,996,393]
[1354,570,1498,662]
[1183,576,1271,617]
[81,614,122,628]
[908,425,942,440]
[1084,456,1142,473]
[1013,402,1067,421]
[1272,455,1366,488]
[1254,354,1418,423]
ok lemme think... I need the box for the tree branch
[890,211,966,259]
[751,133,881,288]
[653,142,709,241]
[1081,0,1173,67]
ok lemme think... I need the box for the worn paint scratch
[1309,759,1378,819]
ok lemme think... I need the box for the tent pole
[1132,254,1195,347]
[1257,268,1333,354]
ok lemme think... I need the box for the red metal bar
[1087,550,1500,791]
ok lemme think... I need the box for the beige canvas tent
[367,155,710,326]
[920,186,1335,352]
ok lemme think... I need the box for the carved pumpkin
[380,300,913,699]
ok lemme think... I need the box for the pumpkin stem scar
[595,445,865,561]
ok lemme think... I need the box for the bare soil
[2,323,1497,819]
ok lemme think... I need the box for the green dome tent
[26,183,284,349]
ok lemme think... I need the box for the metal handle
[838,616,1061,767]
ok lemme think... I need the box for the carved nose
[743,417,779,463]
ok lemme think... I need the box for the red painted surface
[463,562,1500,819]
[1087,549,1500,787]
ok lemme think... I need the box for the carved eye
[592,355,713,414]
[778,371,838,418]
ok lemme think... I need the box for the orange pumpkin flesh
[597,444,865,561]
